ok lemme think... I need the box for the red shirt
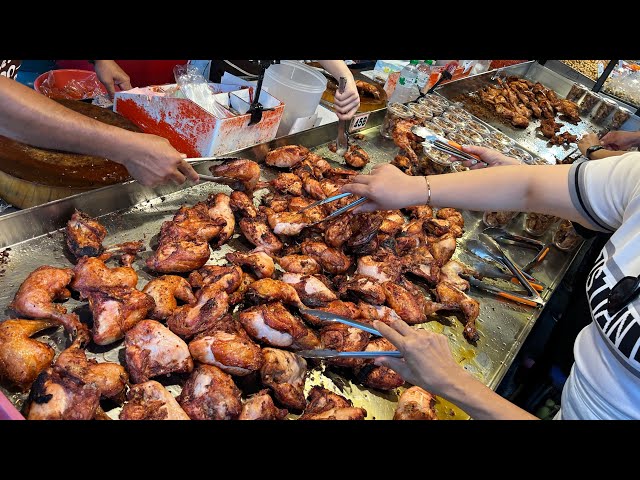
[55,60,187,87]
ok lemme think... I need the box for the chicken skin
[405,205,433,219]
[298,386,367,420]
[435,281,481,344]
[343,144,370,169]
[239,217,283,255]
[300,299,361,327]
[71,256,138,297]
[177,364,242,420]
[209,159,261,193]
[277,254,321,275]
[0,319,56,388]
[357,302,403,326]
[205,193,235,246]
[383,281,445,325]
[229,272,257,306]
[324,212,354,248]
[189,331,263,376]
[245,278,305,309]
[301,241,352,275]
[356,254,402,283]
[65,209,107,259]
[280,272,338,307]
[87,287,155,345]
[226,250,275,279]
[239,389,288,420]
[239,302,320,350]
[439,260,472,291]
[265,145,310,168]
[167,285,229,338]
[265,209,308,236]
[393,386,438,420]
[354,337,405,391]
[9,265,86,339]
[271,172,303,196]
[142,275,196,321]
[125,319,194,384]
[120,380,190,420]
[320,323,370,368]
[229,190,259,218]
[188,264,243,293]
[336,274,386,305]
[429,234,457,266]
[400,246,440,285]
[145,237,211,274]
[260,347,307,411]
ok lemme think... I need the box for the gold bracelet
[424,176,431,206]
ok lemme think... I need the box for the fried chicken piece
[356,302,402,326]
[177,364,242,420]
[393,386,438,420]
[319,177,343,199]
[343,144,370,168]
[229,272,257,306]
[540,117,562,139]
[65,209,107,259]
[120,380,190,420]
[391,119,421,162]
[0,319,56,389]
[209,159,261,193]
[280,272,338,307]
[392,154,413,175]
[354,337,405,391]
[87,287,154,345]
[239,217,284,255]
[436,208,464,228]
[263,192,290,213]
[10,266,86,338]
[439,260,473,291]
[146,237,211,274]
[189,331,263,376]
[239,302,320,349]
[188,264,243,293]
[230,190,259,218]
[239,389,288,420]
[297,169,326,200]
[300,300,360,327]
[245,278,305,309]
[167,203,227,243]
[293,152,333,179]
[396,235,423,255]
[265,145,310,168]
[355,79,380,100]
[299,386,367,420]
[100,240,145,267]
[265,208,308,236]
[554,99,580,123]
[494,104,529,128]
[424,217,463,238]
[549,131,578,146]
[226,250,274,280]
[142,275,195,321]
[301,241,352,275]
[336,274,386,305]
[324,212,354,248]
[346,213,384,252]
[260,347,307,411]
[277,254,321,275]
[429,234,457,266]
[287,197,326,225]
[205,193,235,247]
[271,172,303,196]
[400,246,440,284]
[382,282,429,325]
[379,210,405,236]
[125,319,193,383]
[320,323,370,368]
[356,253,402,283]
[25,367,100,420]
[167,285,229,338]
[435,281,480,344]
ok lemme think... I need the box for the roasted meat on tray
[189,330,263,376]
[142,275,196,321]
[209,159,261,193]
[65,209,107,259]
[120,380,190,420]
[260,347,307,411]
[239,389,288,420]
[393,386,438,420]
[299,386,367,420]
[177,364,243,420]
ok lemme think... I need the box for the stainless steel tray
[0,109,582,420]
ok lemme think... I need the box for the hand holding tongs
[334,76,349,156]
[411,125,486,166]
[296,308,402,359]
[297,192,368,227]
[183,156,245,186]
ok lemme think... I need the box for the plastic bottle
[388,60,420,104]
[416,60,434,90]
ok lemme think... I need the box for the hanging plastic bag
[172,65,235,118]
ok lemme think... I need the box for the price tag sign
[349,112,370,133]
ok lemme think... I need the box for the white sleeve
[568,152,640,233]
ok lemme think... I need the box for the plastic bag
[38,71,105,100]
[0,197,12,214]
[172,65,235,118]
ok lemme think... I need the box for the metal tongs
[183,156,245,186]
[411,125,486,166]
[482,227,552,273]
[297,192,368,227]
[296,308,402,359]
[334,76,349,156]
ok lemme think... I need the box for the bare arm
[0,76,198,186]
[317,60,360,120]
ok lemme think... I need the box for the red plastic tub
[34,69,109,100]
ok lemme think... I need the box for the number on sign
[349,113,370,133]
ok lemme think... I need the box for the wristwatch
[586,145,605,159]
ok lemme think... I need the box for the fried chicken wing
[120,380,190,420]
[167,285,229,338]
[277,254,321,275]
[65,209,107,259]
[189,331,263,376]
[209,159,261,193]
[265,145,310,168]
[260,347,307,411]
[354,337,405,391]
[554,99,580,123]
[239,389,288,420]
[280,272,337,307]
[343,145,370,169]
[143,275,196,321]
[391,119,421,163]
[188,264,243,293]
[299,386,366,420]
[245,278,305,309]
[10,266,86,338]
[177,364,242,420]
[301,241,352,275]
[394,386,438,420]
[87,287,155,345]
[206,193,235,246]
[125,319,193,383]
[435,281,480,344]
[320,323,369,368]
[0,319,56,388]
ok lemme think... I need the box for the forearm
[317,60,354,82]
[442,370,538,420]
[590,149,626,160]
[0,76,137,165]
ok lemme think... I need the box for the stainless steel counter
[0,107,583,420]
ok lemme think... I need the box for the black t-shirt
[0,60,21,79]
[209,60,260,83]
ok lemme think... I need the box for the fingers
[373,356,409,375]
[340,183,369,198]
[388,317,415,336]
[373,320,405,349]
[178,159,200,183]
[168,169,187,185]
[352,201,379,214]
[116,78,133,92]
[102,80,116,99]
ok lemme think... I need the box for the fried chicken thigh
[271,172,303,196]
[301,241,352,275]
[188,264,243,293]
[277,254,321,275]
[299,386,367,420]
[265,145,310,168]
[143,275,196,321]
[177,364,242,420]
[230,190,259,218]
[189,330,263,376]
[435,281,481,344]
[300,299,361,327]
[71,256,138,297]
[125,320,194,383]
[245,278,305,309]
[260,347,307,411]
[393,386,438,420]
[206,193,235,246]
[209,159,261,193]
[167,285,229,338]
[336,274,386,305]
[343,145,370,169]
[265,208,308,236]
[239,389,288,420]
[319,323,370,368]
[280,272,337,307]
[239,217,283,255]
[65,209,107,259]
[226,250,275,279]
[356,253,402,283]
[120,380,190,420]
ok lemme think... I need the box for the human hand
[458,145,521,170]
[94,60,132,99]
[577,132,601,156]
[372,319,467,397]
[340,163,425,213]
[114,133,199,187]
[600,130,640,151]
[333,77,360,121]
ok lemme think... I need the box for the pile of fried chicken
[0,146,480,421]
